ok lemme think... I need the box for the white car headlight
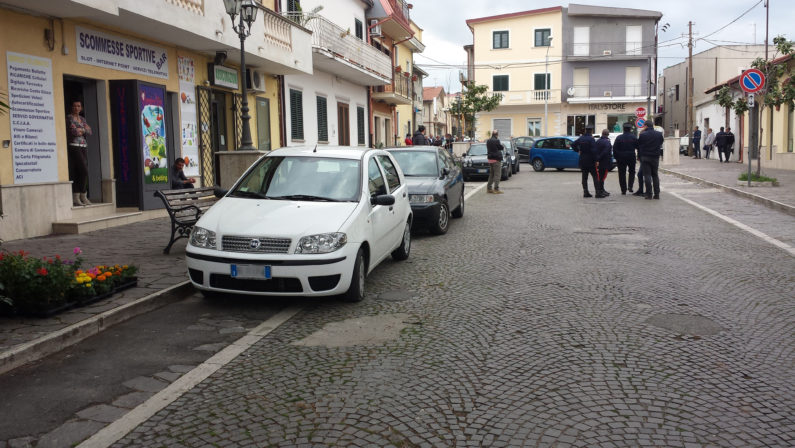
[190,226,217,249]
[295,233,347,254]
[409,194,435,203]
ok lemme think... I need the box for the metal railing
[566,84,646,98]
[165,0,203,14]
[387,0,411,27]
[566,41,650,58]
[283,12,392,80]
[491,89,562,105]
[373,74,411,100]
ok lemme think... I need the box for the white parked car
[185,147,412,302]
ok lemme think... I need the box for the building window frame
[316,95,328,143]
[534,28,552,47]
[289,88,304,141]
[493,30,509,49]
[355,18,363,40]
[493,75,509,92]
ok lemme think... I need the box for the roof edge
[466,6,562,29]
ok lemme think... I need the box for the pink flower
[73,247,82,255]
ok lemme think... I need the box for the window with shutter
[357,106,365,145]
[493,75,509,92]
[287,0,300,12]
[355,19,363,40]
[290,89,304,141]
[317,96,328,142]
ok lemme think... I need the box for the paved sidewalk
[662,157,795,215]
[0,217,191,373]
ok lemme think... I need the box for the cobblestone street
[106,170,794,448]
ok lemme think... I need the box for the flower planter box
[1,277,138,318]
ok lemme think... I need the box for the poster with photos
[178,56,200,179]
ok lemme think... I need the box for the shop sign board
[210,65,239,89]
[6,52,58,184]
[139,84,168,184]
[178,56,200,179]
[76,26,169,79]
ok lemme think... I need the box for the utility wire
[696,0,764,42]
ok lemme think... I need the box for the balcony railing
[165,0,203,15]
[387,0,411,28]
[374,74,411,99]
[566,41,650,58]
[262,7,292,52]
[491,89,562,105]
[566,84,647,99]
[284,12,391,80]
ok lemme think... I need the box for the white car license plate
[477,168,488,173]
[230,264,272,279]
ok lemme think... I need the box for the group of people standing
[573,121,664,200]
[407,125,454,151]
[693,126,736,162]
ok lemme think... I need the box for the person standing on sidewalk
[573,125,598,198]
[637,120,664,199]
[715,127,728,162]
[703,128,716,160]
[725,127,736,162]
[67,100,92,206]
[486,130,504,194]
[595,129,613,198]
[412,125,429,146]
[692,126,702,159]
[613,123,639,195]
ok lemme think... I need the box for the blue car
[529,136,616,172]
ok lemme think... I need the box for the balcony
[565,84,655,103]
[490,89,562,106]
[368,0,413,39]
[372,75,412,105]
[3,0,314,75]
[285,13,392,85]
[566,41,651,60]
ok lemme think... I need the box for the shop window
[566,115,596,136]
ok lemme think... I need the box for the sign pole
[748,103,757,187]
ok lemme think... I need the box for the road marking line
[670,191,795,257]
[465,182,487,201]
[77,306,303,448]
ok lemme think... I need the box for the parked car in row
[529,136,616,172]
[186,147,412,303]
[461,143,511,181]
[387,146,464,235]
[502,139,520,174]
[513,136,536,163]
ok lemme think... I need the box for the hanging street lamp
[223,0,258,150]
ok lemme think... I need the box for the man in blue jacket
[572,125,598,198]
[637,120,664,199]
[595,129,613,198]
[613,123,638,195]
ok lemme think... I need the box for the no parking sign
[635,118,646,128]
[740,69,765,94]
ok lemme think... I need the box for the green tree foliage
[448,82,503,137]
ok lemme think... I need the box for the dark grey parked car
[461,143,511,182]
[503,139,520,174]
[387,146,465,235]
[514,136,536,163]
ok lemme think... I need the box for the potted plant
[395,65,402,73]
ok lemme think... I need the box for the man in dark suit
[572,125,598,198]
[725,127,736,162]
[715,127,728,162]
[637,121,664,199]
[613,123,639,195]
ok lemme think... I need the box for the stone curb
[0,281,193,376]
[661,168,795,218]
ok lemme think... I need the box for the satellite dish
[567,87,577,96]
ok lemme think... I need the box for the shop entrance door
[196,86,215,187]
[63,77,102,203]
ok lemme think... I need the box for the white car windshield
[389,151,439,177]
[230,156,361,202]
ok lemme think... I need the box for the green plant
[0,250,78,313]
[448,82,503,137]
[739,172,777,183]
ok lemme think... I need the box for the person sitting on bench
[171,158,196,189]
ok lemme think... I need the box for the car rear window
[389,151,438,177]
[468,144,487,156]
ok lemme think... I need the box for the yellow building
[0,0,313,241]
[466,7,564,139]
[394,20,425,144]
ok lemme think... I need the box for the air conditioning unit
[602,50,612,56]
[247,69,266,93]
[369,19,382,38]
[603,90,613,97]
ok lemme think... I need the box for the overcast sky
[409,0,793,93]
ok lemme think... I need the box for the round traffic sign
[635,107,647,118]
[740,68,765,93]
[636,118,646,128]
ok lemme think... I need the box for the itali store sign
[76,26,169,79]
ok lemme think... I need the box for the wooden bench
[154,187,220,254]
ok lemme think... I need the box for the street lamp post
[223,0,258,151]
[544,36,553,137]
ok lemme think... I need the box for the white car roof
[268,146,376,160]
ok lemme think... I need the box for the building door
[196,86,215,187]
[337,102,350,145]
[63,77,102,203]
[374,116,381,147]
[256,97,271,151]
[210,91,227,184]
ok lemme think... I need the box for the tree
[448,82,502,138]
[717,36,795,176]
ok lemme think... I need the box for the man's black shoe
[604,191,611,196]
[628,188,634,193]
[621,191,627,195]
[583,191,593,198]
[632,191,644,197]
[653,194,660,199]
[595,192,608,198]
[644,194,653,200]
